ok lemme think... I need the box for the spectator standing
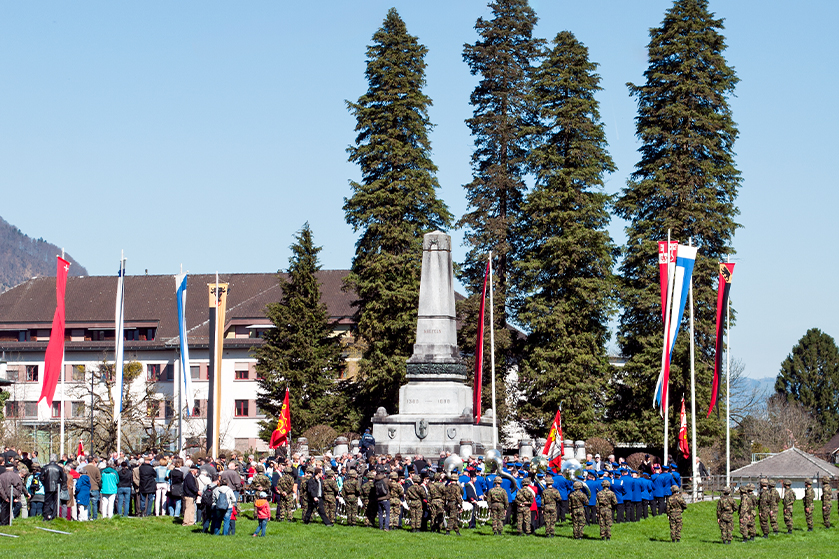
[154,458,169,516]
[84,459,102,520]
[75,468,91,521]
[182,464,200,526]
[138,458,156,517]
[252,491,270,537]
[100,461,118,518]
[116,461,133,517]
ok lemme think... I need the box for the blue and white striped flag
[175,272,194,415]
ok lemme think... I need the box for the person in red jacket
[252,491,271,537]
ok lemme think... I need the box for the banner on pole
[38,257,70,419]
[541,407,563,471]
[270,388,291,449]
[473,259,490,424]
[175,272,194,415]
[679,396,690,459]
[708,262,735,417]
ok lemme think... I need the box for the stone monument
[371,231,497,456]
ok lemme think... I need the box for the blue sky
[1,1,836,380]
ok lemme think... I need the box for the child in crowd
[229,504,237,535]
[253,491,271,537]
[75,467,91,521]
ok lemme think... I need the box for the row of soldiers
[715,478,834,543]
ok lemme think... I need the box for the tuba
[561,458,583,480]
[484,449,518,486]
[530,455,548,475]
[443,454,464,477]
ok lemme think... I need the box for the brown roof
[0,271,354,349]
[730,447,839,479]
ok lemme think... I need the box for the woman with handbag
[168,458,185,517]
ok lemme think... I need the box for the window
[52,401,62,418]
[147,364,162,382]
[25,365,39,382]
[72,365,86,382]
[191,399,206,417]
[24,401,37,418]
[234,400,249,417]
[5,366,20,381]
[164,400,174,419]
[71,402,86,418]
[190,365,200,380]
[5,402,19,418]
[235,369,248,380]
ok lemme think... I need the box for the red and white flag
[678,397,690,459]
[38,256,70,419]
[542,408,563,471]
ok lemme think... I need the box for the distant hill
[0,216,88,292]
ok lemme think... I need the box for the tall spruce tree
[613,0,741,449]
[255,223,344,439]
[776,328,839,440]
[344,8,452,428]
[512,31,616,440]
[460,0,542,420]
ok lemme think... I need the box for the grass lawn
[1,501,835,558]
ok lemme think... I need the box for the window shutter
[248,362,256,380]
[64,364,73,381]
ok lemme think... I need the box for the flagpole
[487,253,497,448]
[488,252,497,449]
[60,249,66,458]
[725,255,731,487]
[663,231,671,463]
[116,251,125,456]
[689,238,697,502]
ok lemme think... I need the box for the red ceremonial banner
[708,263,735,417]
[542,408,563,471]
[679,397,689,459]
[39,257,70,407]
[270,388,291,449]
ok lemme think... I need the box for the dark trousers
[585,505,596,525]
[377,500,390,530]
[304,497,332,526]
[0,500,10,525]
[558,500,569,522]
[43,492,59,520]
[643,499,651,518]
[653,497,664,516]
[616,502,625,523]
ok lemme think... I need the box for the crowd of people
[0,443,835,543]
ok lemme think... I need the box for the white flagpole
[725,255,731,487]
[115,251,126,456]
[60,248,66,458]
[488,252,497,449]
[663,231,671,463]
[689,238,697,502]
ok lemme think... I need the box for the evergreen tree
[512,31,616,440]
[776,328,839,440]
[612,0,741,450]
[344,9,452,428]
[459,0,542,420]
[255,223,344,439]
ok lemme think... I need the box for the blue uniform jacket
[651,473,665,497]
[612,478,626,503]
[584,479,600,506]
[554,477,571,500]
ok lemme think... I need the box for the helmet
[601,480,610,488]
[722,486,731,495]
[494,477,503,485]
[389,472,398,480]
[573,481,583,490]
[349,470,358,477]
[671,485,680,493]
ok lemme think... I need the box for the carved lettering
[422,329,442,334]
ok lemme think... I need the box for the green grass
[1,501,835,558]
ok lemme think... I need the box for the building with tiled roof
[730,446,839,499]
[0,272,357,455]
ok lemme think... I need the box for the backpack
[30,473,42,493]
[375,477,389,499]
[201,485,214,508]
[215,489,229,510]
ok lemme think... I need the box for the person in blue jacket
[669,464,681,489]
[624,469,640,522]
[660,465,674,513]
[640,472,653,519]
[611,470,627,523]
[651,465,665,516]
[500,467,519,526]
[553,472,571,523]
[584,472,600,525]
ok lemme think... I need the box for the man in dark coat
[138,458,156,517]
[41,455,66,521]
[303,468,332,526]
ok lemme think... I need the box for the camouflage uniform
[821,480,833,528]
[429,474,446,533]
[803,481,815,531]
[569,482,589,540]
[276,467,296,522]
[515,481,535,535]
[716,487,735,544]
[769,481,781,533]
[299,469,313,519]
[541,483,560,537]
[758,479,772,537]
[341,471,360,526]
[487,478,509,535]
[667,485,687,542]
[361,476,377,528]
[405,476,425,531]
[738,486,752,542]
[323,471,339,524]
[251,472,271,494]
[596,480,617,540]
[747,484,758,539]
[782,480,795,534]
[388,473,404,530]
[443,476,462,535]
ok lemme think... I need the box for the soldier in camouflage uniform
[429,473,446,533]
[388,472,404,530]
[667,485,687,542]
[569,481,588,540]
[541,477,560,538]
[758,478,773,537]
[768,478,781,533]
[821,479,833,528]
[276,466,296,522]
[803,479,814,531]
[361,473,377,528]
[597,479,617,540]
[299,467,313,520]
[515,478,535,536]
[745,484,757,539]
[782,479,795,534]
[716,486,735,544]
[443,474,462,536]
[488,477,508,535]
[738,485,752,542]
[341,470,360,526]
[405,474,425,532]
[323,469,339,524]
[251,466,271,494]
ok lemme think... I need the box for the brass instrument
[561,458,583,479]
[530,455,548,475]
[443,454,464,477]
[484,449,518,486]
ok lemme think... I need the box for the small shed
[730,447,839,499]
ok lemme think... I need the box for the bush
[585,437,614,459]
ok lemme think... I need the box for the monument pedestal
[371,231,497,456]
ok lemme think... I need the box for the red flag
[269,388,291,449]
[38,257,70,409]
[708,263,735,417]
[542,408,563,471]
[657,241,678,324]
[77,439,85,457]
[678,397,689,459]
[473,259,490,424]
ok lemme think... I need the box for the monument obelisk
[371,231,496,456]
